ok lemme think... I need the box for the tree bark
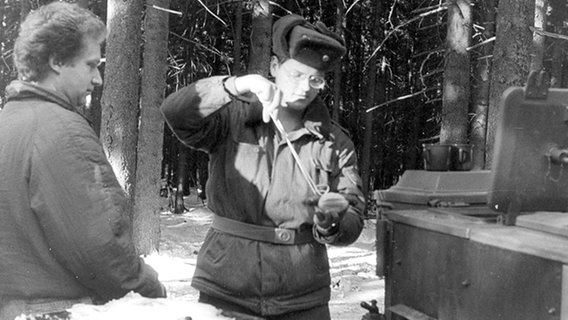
[332,0,344,122]
[486,0,535,165]
[548,0,564,88]
[248,0,271,76]
[133,0,171,254]
[530,0,548,72]
[361,0,380,207]
[470,0,495,169]
[100,0,143,220]
[440,0,471,144]
[232,0,243,75]
[174,144,189,214]
[0,0,5,102]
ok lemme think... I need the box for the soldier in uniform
[161,14,365,320]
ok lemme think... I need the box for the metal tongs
[269,112,328,196]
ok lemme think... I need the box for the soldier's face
[271,58,323,111]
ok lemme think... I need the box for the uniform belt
[211,215,316,245]
[0,296,92,320]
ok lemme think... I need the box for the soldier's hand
[234,74,284,122]
[313,192,349,230]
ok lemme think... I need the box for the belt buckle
[274,228,295,244]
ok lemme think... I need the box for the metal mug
[450,144,474,171]
[422,144,452,171]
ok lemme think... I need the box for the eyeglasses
[280,65,326,89]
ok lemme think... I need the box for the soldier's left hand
[312,192,349,229]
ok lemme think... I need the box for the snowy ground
[143,192,385,320]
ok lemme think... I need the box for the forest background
[1,0,567,254]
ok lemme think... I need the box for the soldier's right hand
[234,74,285,122]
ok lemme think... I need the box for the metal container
[450,144,473,171]
[422,144,452,171]
[384,210,567,320]
[422,143,475,172]
[374,170,491,210]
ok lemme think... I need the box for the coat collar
[5,80,78,113]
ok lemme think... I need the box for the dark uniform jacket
[161,76,365,315]
[0,81,165,303]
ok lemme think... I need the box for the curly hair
[13,1,106,81]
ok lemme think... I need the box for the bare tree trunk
[486,0,535,165]
[470,0,495,170]
[101,0,143,220]
[133,0,171,254]
[248,0,271,76]
[361,0,379,207]
[530,0,548,72]
[332,0,344,122]
[361,86,375,204]
[440,0,471,144]
[0,0,5,101]
[174,144,189,214]
[549,0,566,88]
[232,0,243,75]
[374,73,387,189]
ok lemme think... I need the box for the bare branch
[150,5,182,16]
[366,3,449,65]
[169,31,228,59]
[412,47,444,59]
[476,54,493,61]
[366,87,440,113]
[196,0,227,26]
[346,0,362,16]
[269,1,293,15]
[467,36,495,51]
[529,26,568,41]
[421,68,444,79]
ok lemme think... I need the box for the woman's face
[271,57,324,112]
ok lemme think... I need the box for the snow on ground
[144,253,196,283]
[65,292,231,320]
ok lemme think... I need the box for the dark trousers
[198,292,331,320]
